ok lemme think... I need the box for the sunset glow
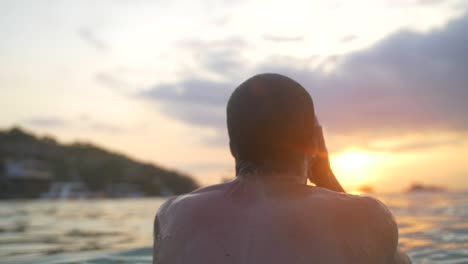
[0,0,467,191]
[330,150,384,189]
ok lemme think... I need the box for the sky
[1,0,467,192]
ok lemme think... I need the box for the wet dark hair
[227,73,317,175]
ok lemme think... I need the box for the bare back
[153,177,408,264]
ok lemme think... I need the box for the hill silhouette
[0,127,199,198]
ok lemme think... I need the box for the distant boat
[406,183,446,193]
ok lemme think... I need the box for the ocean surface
[0,191,466,264]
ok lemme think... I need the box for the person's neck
[236,170,308,185]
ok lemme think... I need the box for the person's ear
[229,140,237,158]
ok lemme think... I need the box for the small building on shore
[0,159,52,199]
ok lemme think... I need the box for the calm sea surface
[0,191,467,264]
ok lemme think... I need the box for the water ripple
[1,192,467,264]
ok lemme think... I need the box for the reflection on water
[379,192,468,263]
[1,192,467,264]
[0,199,162,263]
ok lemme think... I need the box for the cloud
[87,122,124,133]
[340,35,358,43]
[78,27,109,52]
[25,115,124,133]
[141,79,232,107]
[138,13,468,150]
[177,37,250,78]
[419,0,445,5]
[140,79,233,133]
[26,117,67,127]
[95,72,129,93]
[366,136,464,152]
[262,34,304,43]
[311,13,468,136]
[137,47,301,135]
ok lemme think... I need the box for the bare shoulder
[293,187,398,238]
[319,191,395,224]
[337,193,398,244]
[314,191,403,262]
[351,195,411,263]
[155,195,178,219]
[155,182,231,219]
[349,194,395,225]
[186,181,232,195]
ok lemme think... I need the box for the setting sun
[330,150,384,189]
[332,150,371,171]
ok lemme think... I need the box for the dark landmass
[406,183,446,193]
[0,127,199,199]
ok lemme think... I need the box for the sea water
[0,191,466,264]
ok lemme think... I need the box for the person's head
[227,73,320,180]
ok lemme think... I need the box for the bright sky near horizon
[1,0,467,191]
